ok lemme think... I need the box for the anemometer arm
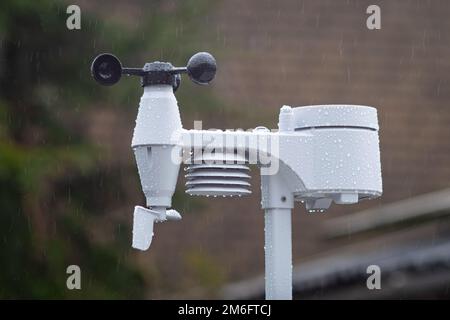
[91,51,216,90]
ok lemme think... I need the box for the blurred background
[1,0,450,299]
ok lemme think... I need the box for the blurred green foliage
[0,0,219,298]
[0,0,145,299]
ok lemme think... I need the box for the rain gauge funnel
[91,52,382,300]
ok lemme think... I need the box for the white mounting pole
[264,207,293,300]
[261,104,295,300]
[261,165,294,300]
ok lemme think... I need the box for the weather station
[91,52,383,300]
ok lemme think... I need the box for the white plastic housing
[134,145,181,207]
[132,85,182,147]
[131,85,183,251]
[131,84,183,208]
[279,104,382,210]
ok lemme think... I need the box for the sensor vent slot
[185,159,252,197]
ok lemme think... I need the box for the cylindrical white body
[131,85,183,208]
[132,85,182,147]
[264,208,293,300]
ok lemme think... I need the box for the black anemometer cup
[91,52,216,90]
[186,52,217,85]
[91,53,122,86]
